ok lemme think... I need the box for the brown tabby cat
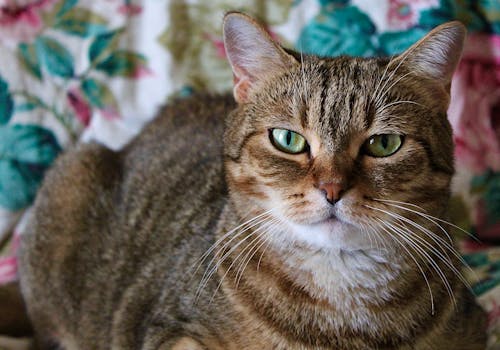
[19,12,486,350]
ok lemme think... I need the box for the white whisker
[375,198,480,242]
[374,41,423,108]
[376,71,414,110]
[207,218,278,304]
[377,100,424,114]
[373,55,396,104]
[370,201,478,281]
[191,210,273,274]
[235,221,280,288]
[194,211,274,300]
[374,219,435,314]
[367,205,473,292]
[378,218,457,308]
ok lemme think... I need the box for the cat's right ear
[223,12,298,103]
[396,21,466,90]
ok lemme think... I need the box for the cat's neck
[215,203,405,307]
[215,209,450,348]
[276,243,403,306]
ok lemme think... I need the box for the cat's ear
[223,12,298,103]
[398,21,466,89]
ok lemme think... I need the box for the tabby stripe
[225,131,259,163]
[414,137,453,175]
[319,62,329,121]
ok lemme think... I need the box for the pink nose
[318,182,344,204]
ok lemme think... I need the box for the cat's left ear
[223,12,298,103]
[398,21,466,90]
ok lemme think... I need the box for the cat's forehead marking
[307,58,376,153]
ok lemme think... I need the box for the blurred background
[0,0,499,347]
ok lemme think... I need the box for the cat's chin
[285,217,373,251]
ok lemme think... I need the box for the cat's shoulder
[144,93,236,133]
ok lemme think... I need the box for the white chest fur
[280,246,403,329]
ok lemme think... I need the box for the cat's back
[19,94,236,348]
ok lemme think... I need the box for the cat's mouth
[287,212,367,250]
[316,214,340,225]
[308,213,345,230]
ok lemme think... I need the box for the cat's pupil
[381,135,388,149]
[286,131,292,145]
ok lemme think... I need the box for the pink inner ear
[223,14,299,103]
[233,73,251,103]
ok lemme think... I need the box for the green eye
[270,129,307,154]
[364,134,404,157]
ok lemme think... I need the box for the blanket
[0,0,499,347]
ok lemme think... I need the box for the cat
[18,11,487,350]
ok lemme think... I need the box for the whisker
[299,43,308,104]
[390,218,474,289]
[372,206,453,258]
[376,71,414,110]
[362,223,376,250]
[234,221,278,285]
[374,199,452,243]
[198,217,273,297]
[374,219,435,314]
[196,219,271,297]
[191,210,273,274]
[367,205,465,265]
[194,211,274,300]
[376,211,473,302]
[373,55,397,104]
[378,218,457,308]
[374,198,480,242]
[377,100,424,114]
[207,218,278,303]
[370,202,479,283]
[374,42,422,108]
[362,223,388,251]
[257,234,274,272]
[367,205,474,289]
[235,221,280,288]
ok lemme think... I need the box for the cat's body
[19,13,486,350]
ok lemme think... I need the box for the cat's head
[222,12,465,252]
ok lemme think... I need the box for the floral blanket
[0,0,499,347]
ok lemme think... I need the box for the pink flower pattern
[388,0,416,30]
[67,87,92,126]
[448,35,500,174]
[387,0,439,31]
[0,0,55,45]
[0,232,20,285]
[118,3,142,16]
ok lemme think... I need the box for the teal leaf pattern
[89,29,123,63]
[0,124,61,210]
[54,8,108,37]
[17,43,42,81]
[471,170,500,224]
[81,78,117,111]
[418,0,456,29]
[14,94,45,114]
[35,36,75,78]
[55,0,78,18]
[378,28,428,55]
[477,0,500,33]
[297,6,377,57]
[95,50,148,77]
[319,0,349,6]
[0,77,13,126]
[458,0,488,32]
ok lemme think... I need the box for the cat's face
[223,13,464,252]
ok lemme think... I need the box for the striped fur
[19,13,486,350]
